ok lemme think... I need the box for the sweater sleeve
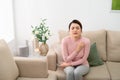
[61,38,69,62]
[61,38,78,62]
[65,51,78,62]
[71,39,90,66]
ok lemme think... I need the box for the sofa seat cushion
[17,71,57,80]
[54,63,110,80]
[84,62,110,80]
[106,62,120,80]
[0,39,19,80]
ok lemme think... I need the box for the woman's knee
[64,66,74,75]
[74,65,89,75]
[74,69,81,76]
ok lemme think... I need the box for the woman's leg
[64,66,74,80]
[74,65,89,80]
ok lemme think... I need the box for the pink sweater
[61,36,90,66]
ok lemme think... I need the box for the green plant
[31,19,51,44]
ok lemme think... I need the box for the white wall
[13,0,120,48]
[0,0,14,42]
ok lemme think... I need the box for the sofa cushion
[55,63,110,80]
[106,62,120,80]
[82,29,107,61]
[58,30,69,43]
[88,43,104,66]
[0,39,19,80]
[107,30,120,61]
[84,63,110,80]
[58,29,107,61]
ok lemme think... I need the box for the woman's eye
[76,27,80,30]
[71,27,74,30]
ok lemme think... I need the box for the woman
[60,19,90,80]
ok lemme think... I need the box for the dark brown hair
[68,19,82,31]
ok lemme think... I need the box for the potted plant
[31,19,51,56]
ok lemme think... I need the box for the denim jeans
[64,65,89,80]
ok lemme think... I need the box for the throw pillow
[87,43,104,67]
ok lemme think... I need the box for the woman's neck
[70,35,81,41]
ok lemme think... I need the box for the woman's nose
[74,28,77,31]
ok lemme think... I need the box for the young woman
[60,19,90,80]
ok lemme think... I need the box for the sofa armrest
[14,57,48,78]
[47,49,57,71]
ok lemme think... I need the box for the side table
[28,51,47,59]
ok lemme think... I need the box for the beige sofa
[47,29,120,80]
[1,29,120,80]
[0,39,57,80]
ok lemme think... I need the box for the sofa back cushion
[58,29,107,61]
[82,29,107,61]
[0,39,19,80]
[107,30,120,61]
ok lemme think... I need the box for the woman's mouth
[73,33,78,35]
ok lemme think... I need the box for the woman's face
[69,23,82,38]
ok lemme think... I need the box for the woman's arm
[70,40,90,66]
[62,38,85,62]
[61,39,69,62]
[65,41,85,62]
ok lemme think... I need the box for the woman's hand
[76,41,85,53]
[59,62,71,68]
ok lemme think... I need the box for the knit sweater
[61,36,90,66]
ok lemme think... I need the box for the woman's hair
[68,19,82,30]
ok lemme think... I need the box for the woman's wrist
[76,46,82,52]
[68,62,73,66]
[76,42,85,52]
